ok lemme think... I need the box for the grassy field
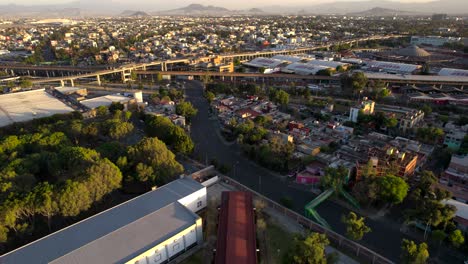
[180,251,204,264]
[260,217,295,264]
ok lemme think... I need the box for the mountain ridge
[0,0,466,17]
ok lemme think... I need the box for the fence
[220,176,394,264]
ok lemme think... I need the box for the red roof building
[215,191,257,264]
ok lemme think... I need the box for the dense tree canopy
[285,233,336,264]
[377,175,409,205]
[176,101,198,121]
[127,137,184,185]
[416,127,444,144]
[405,171,455,231]
[0,110,186,249]
[351,72,368,93]
[145,115,194,154]
[320,166,348,193]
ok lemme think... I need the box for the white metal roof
[366,61,420,73]
[54,86,84,94]
[80,94,132,109]
[307,59,347,68]
[365,72,468,83]
[271,55,304,63]
[243,57,285,68]
[283,63,329,75]
[0,178,205,264]
[0,89,74,127]
[438,68,468,77]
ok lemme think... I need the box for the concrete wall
[126,219,203,264]
[201,175,219,187]
[178,188,207,213]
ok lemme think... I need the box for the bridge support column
[121,70,131,83]
[70,79,74,87]
[60,80,65,87]
[96,75,101,86]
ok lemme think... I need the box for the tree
[448,229,464,248]
[431,229,446,250]
[254,115,271,127]
[320,166,348,193]
[170,125,194,154]
[405,171,456,238]
[385,117,398,128]
[127,137,184,184]
[33,182,57,231]
[57,180,92,217]
[85,159,122,203]
[106,120,134,139]
[176,101,198,120]
[155,72,163,82]
[420,104,432,116]
[341,212,371,241]
[378,88,391,98]
[351,72,368,93]
[135,162,154,183]
[401,239,429,264]
[287,233,332,264]
[130,71,137,81]
[316,68,334,76]
[20,79,33,88]
[95,105,108,117]
[205,91,215,103]
[377,175,409,205]
[109,102,124,113]
[416,127,444,144]
[273,90,290,106]
[145,115,194,154]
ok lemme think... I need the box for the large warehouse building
[283,63,330,75]
[0,177,207,264]
[364,61,421,74]
[0,88,74,127]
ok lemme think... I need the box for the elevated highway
[12,34,468,88]
[2,34,401,74]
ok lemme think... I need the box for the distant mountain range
[347,7,420,17]
[264,0,467,15]
[120,10,150,17]
[0,0,466,18]
[153,4,230,15]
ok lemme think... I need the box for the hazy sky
[0,0,438,9]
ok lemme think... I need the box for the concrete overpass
[4,34,402,81]
[15,34,446,88]
[219,34,402,62]
[136,70,468,87]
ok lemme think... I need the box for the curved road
[185,80,408,262]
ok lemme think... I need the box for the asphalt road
[185,80,409,262]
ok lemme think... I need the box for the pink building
[296,162,325,185]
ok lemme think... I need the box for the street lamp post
[258,174,262,194]
[233,161,239,179]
